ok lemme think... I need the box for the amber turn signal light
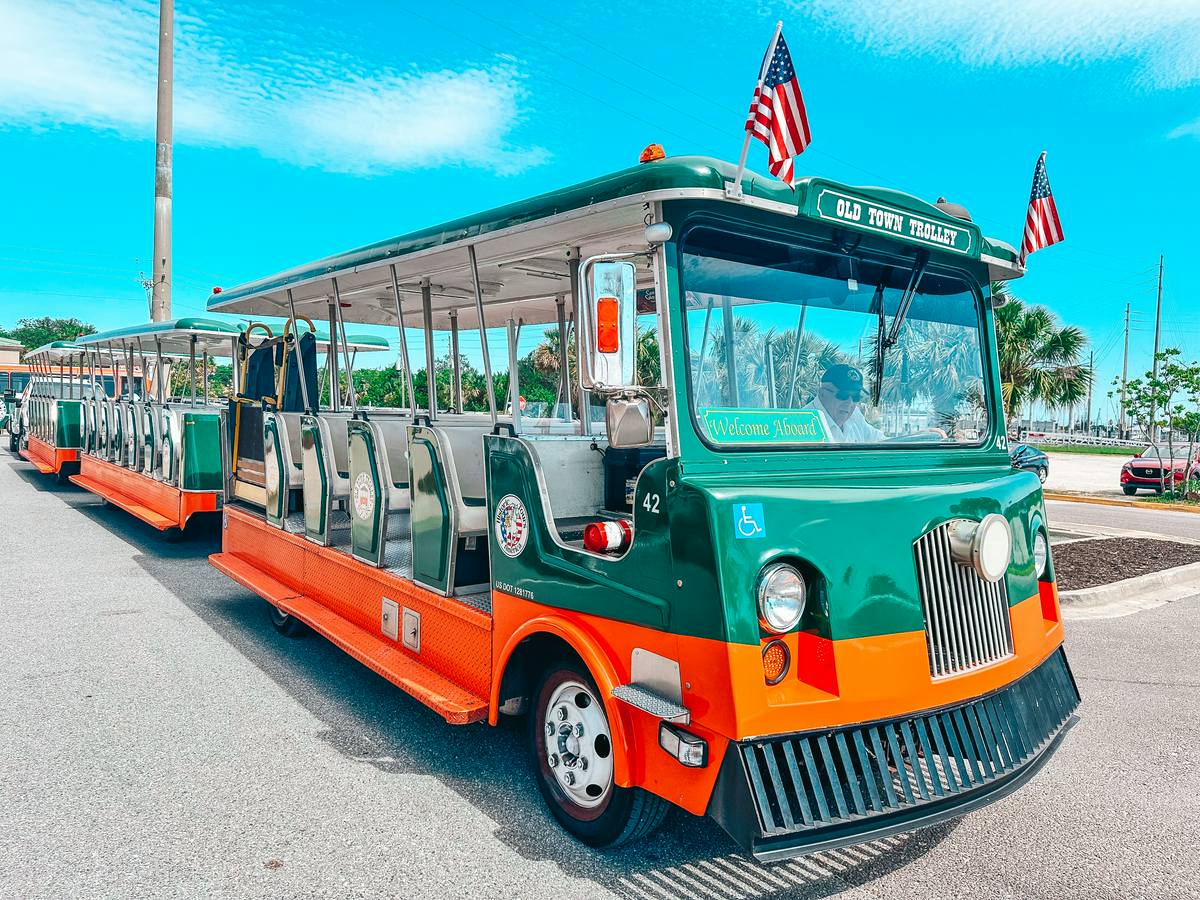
[762,639,790,685]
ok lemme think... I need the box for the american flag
[745,32,810,185]
[1020,152,1064,262]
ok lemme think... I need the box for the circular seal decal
[494,494,529,558]
[353,472,376,521]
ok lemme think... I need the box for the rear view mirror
[606,395,653,448]
[581,258,637,390]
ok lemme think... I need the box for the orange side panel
[216,507,491,722]
[71,455,218,530]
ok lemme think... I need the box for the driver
[805,364,884,444]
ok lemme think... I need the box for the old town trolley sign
[182,152,1077,862]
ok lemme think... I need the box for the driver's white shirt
[803,399,885,444]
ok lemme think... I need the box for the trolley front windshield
[680,226,991,449]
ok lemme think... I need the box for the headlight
[757,563,806,633]
[1033,529,1049,579]
[949,514,1012,583]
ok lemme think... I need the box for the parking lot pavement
[2,454,1199,900]
[1047,499,1200,543]
[1043,452,1127,498]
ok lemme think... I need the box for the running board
[70,474,176,530]
[612,683,691,725]
[19,449,54,474]
[210,551,489,725]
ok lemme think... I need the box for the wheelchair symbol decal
[733,503,765,540]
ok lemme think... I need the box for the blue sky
[1,0,1198,424]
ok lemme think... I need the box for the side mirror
[606,395,653,448]
[580,257,638,390]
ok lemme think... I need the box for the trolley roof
[24,340,83,362]
[206,156,1024,329]
[77,318,390,357]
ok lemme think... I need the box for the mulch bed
[1054,538,1200,591]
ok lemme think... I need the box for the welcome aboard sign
[803,182,981,258]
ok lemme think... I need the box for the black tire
[163,525,185,543]
[56,469,71,486]
[1155,487,1164,496]
[268,604,305,637]
[1037,466,1047,483]
[1122,486,1136,496]
[530,661,670,848]
[8,434,16,452]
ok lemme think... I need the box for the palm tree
[992,282,1090,426]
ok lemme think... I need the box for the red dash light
[212,286,223,294]
[583,519,632,553]
[596,295,620,354]
[639,143,665,163]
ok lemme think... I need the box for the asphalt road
[1047,499,1199,543]
[2,456,1198,899]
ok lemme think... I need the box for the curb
[1044,491,1200,515]
[1060,560,1200,616]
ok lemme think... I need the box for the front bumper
[708,647,1079,862]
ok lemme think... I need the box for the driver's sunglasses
[822,385,862,402]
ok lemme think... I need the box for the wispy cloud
[0,0,546,174]
[797,0,1200,89]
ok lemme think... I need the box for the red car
[1120,446,1200,495]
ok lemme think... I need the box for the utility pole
[1119,302,1130,438]
[1085,349,1094,436]
[1149,255,1164,440]
[149,0,173,322]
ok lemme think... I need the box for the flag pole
[728,19,784,200]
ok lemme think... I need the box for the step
[19,449,53,474]
[70,474,176,530]
[612,683,691,724]
[210,552,489,725]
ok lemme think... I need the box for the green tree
[992,283,1090,426]
[1113,349,1200,499]
[1,316,96,350]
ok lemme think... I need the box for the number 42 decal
[642,492,660,514]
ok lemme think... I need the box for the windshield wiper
[872,249,930,405]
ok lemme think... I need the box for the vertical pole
[449,309,462,413]
[1086,349,1093,435]
[507,318,522,433]
[467,244,498,426]
[150,0,173,322]
[387,265,418,417]
[728,19,783,199]
[567,248,589,436]
[1149,255,1164,441]
[327,300,340,412]
[188,335,197,407]
[721,294,740,405]
[420,278,437,420]
[765,339,777,407]
[202,351,209,405]
[554,295,571,421]
[156,340,164,403]
[285,289,311,414]
[331,279,357,414]
[1119,302,1130,438]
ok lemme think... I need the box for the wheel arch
[492,617,634,786]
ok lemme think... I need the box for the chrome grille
[914,520,1014,678]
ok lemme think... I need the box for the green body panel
[348,421,386,566]
[409,429,452,592]
[486,438,700,634]
[180,412,223,491]
[55,400,82,449]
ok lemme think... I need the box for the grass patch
[1033,443,1136,456]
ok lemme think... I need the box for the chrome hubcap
[543,679,613,808]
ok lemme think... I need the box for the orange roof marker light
[639,143,665,163]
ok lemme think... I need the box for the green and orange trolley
[203,154,1079,859]
[16,340,104,483]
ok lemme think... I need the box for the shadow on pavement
[21,451,954,898]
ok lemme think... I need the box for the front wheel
[530,662,669,848]
[1122,486,1136,496]
[1037,466,1047,483]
